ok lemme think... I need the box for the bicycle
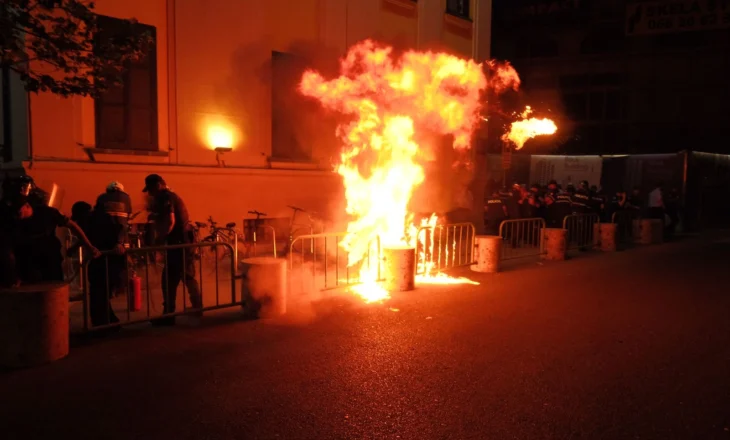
[243,210,277,257]
[281,205,325,257]
[199,216,241,269]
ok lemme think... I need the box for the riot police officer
[548,188,573,228]
[590,185,607,221]
[546,180,559,198]
[571,180,592,214]
[519,186,540,219]
[484,189,508,236]
[506,183,522,219]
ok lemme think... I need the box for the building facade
[1,0,492,227]
[489,0,730,156]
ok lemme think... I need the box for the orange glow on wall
[199,115,241,151]
[207,125,234,149]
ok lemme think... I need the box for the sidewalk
[69,258,238,332]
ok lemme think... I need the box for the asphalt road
[2,235,730,440]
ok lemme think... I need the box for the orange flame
[300,41,517,301]
[502,106,557,150]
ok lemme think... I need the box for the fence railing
[80,241,236,333]
[497,218,547,260]
[289,232,381,293]
[563,213,601,250]
[243,224,278,258]
[414,222,476,275]
[612,210,642,244]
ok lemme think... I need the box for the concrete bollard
[241,257,288,319]
[471,235,502,273]
[592,222,601,249]
[543,228,568,261]
[650,219,664,244]
[599,223,617,252]
[632,219,642,244]
[382,246,416,292]
[636,219,654,245]
[0,283,69,368]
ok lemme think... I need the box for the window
[446,0,470,20]
[94,15,157,150]
[271,51,312,161]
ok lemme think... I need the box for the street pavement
[2,234,730,439]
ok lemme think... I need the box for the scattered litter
[426,316,433,320]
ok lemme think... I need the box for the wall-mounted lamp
[214,146,232,167]
[207,125,235,167]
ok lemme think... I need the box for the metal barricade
[612,210,641,244]
[497,218,546,260]
[243,219,278,258]
[63,231,84,297]
[414,223,476,275]
[289,232,381,293]
[79,241,236,333]
[563,213,600,250]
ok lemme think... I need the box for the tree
[0,0,152,98]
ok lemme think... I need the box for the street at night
[2,235,729,440]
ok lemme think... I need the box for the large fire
[300,40,545,302]
[501,106,558,150]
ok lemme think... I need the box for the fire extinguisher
[129,271,142,312]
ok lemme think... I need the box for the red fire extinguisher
[129,272,142,312]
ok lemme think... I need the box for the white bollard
[471,235,502,273]
[382,246,416,292]
[240,257,288,318]
[0,282,69,368]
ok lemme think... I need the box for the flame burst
[502,106,558,150]
[300,40,518,302]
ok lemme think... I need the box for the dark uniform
[628,189,642,213]
[571,187,593,214]
[151,188,202,316]
[520,192,539,219]
[95,186,132,247]
[484,192,507,236]
[548,191,573,228]
[10,201,68,283]
[501,188,521,220]
[499,188,520,247]
[87,209,121,327]
[607,192,626,219]
[591,190,606,222]
[520,191,541,245]
[87,184,133,327]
